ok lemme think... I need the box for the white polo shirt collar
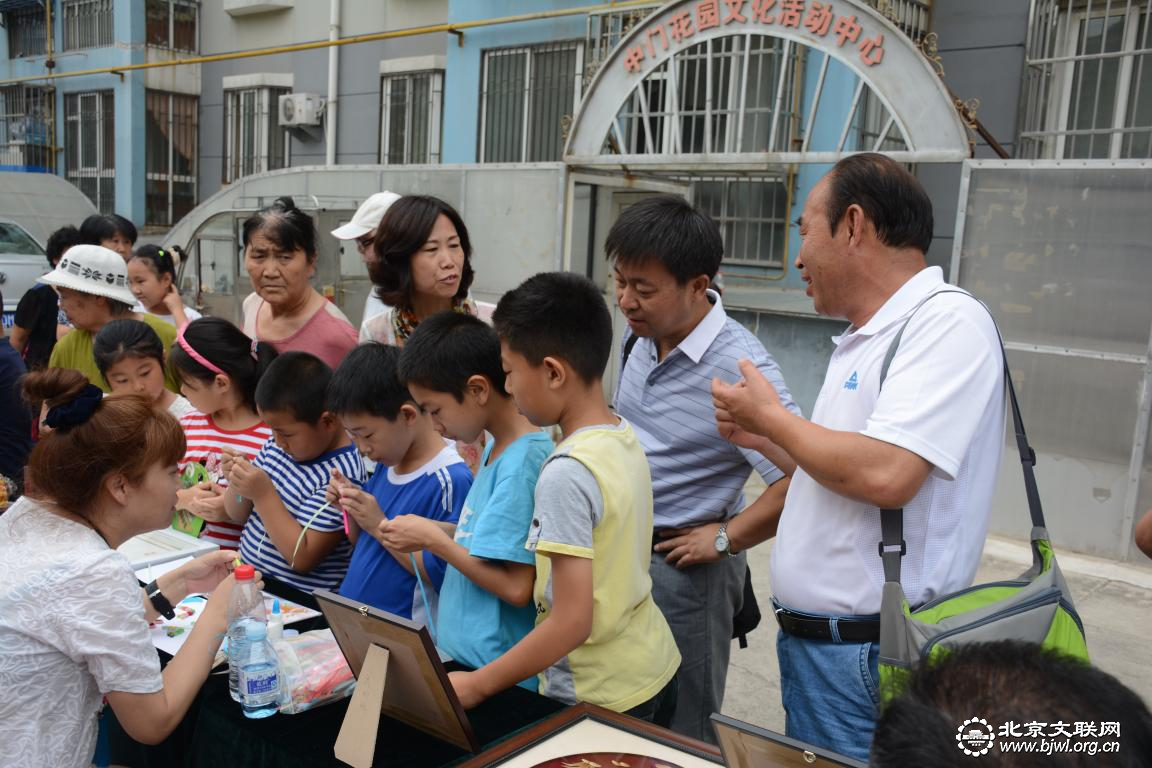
[832,266,946,345]
[676,289,726,364]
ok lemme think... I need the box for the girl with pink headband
[169,317,279,549]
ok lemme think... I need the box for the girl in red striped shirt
[170,317,278,549]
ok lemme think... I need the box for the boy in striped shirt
[223,352,365,592]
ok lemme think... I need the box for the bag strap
[877,289,1045,585]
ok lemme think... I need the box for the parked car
[0,172,98,328]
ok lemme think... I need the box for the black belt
[773,602,880,643]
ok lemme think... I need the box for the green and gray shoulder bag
[876,290,1090,704]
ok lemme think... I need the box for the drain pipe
[326,0,340,166]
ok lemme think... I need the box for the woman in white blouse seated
[0,368,257,768]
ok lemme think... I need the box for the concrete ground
[719,481,1152,734]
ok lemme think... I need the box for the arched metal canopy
[564,0,970,169]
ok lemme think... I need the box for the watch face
[714,528,728,553]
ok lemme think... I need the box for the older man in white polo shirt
[610,195,799,743]
[713,154,1005,762]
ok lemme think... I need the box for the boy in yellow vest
[445,271,681,724]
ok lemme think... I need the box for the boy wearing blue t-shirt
[223,352,366,592]
[326,343,472,621]
[382,313,550,685]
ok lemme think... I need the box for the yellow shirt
[528,420,680,712]
[48,314,181,393]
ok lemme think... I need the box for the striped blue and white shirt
[614,290,801,530]
[239,440,365,592]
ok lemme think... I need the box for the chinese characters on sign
[622,0,887,74]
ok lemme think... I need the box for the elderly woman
[360,195,493,345]
[42,244,180,393]
[241,197,358,369]
[0,368,254,768]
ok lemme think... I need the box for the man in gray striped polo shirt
[609,196,800,742]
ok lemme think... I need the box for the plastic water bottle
[226,564,266,702]
[238,621,281,719]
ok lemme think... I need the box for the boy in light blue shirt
[382,313,551,687]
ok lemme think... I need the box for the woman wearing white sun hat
[42,244,181,394]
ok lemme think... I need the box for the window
[62,0,114,51]
[0,85,54,172]
[146,91,197,226]
[223,86,289,183]
[64,90,115,213]
[5,5,47,58]
[379,70,442,164]
[146,0,198,53]
[693,176,792,269]
[1020,0,1152,159]
[480,41,583,163]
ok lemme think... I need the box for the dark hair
[328,343,412,420]
[369,195,474,308]
[398,312,507,401]
[492,272,612,385]
[93,319,165,379]
[242,196,318,261]
[826,153,934,254]
[131,244,178,281]
[604,195,723,283]
[169,317,278,410]
[872,641,1152,767]
[23,368,185,516]
[255,351,332,423]
[45,225,82,268]
[79,213,138,247]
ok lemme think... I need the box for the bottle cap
[271,598,281,616]
[234,564,256,581]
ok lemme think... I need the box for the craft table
[108,578,565,768]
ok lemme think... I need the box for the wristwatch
[145,580,176,620]
[714,522,737,557]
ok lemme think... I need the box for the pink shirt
[243,293,359,369]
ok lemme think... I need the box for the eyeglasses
[355,234,375,253]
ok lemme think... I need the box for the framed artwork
[710,714,868,768]
[458,703,724,768]
[314,589,479,760]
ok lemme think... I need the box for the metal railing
[5,5,48,58]
[860,0,932,43]
[479,40,584,163]
[145,90,198,226]
[64,90,115,213]
[146,0,199,53]
[380,71,443,165]
[0,85,55,172]
[1019,0,1152,159]
[62,0,115,52]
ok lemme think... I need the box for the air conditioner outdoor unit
[279,93,324,127]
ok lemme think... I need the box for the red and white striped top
[178,411,272,549]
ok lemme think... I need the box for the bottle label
[243,670,279,696]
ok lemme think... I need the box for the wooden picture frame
[458,703,723,768]
[314,589,479,764]
[710,714,868,768]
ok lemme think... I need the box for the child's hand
[161,284,184,314]
[327,467,353,507]
[228,458,272,501]
[378,515,444,554]
[219,447,241,477]
[189,492,230,523]
[337,485,384,531]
